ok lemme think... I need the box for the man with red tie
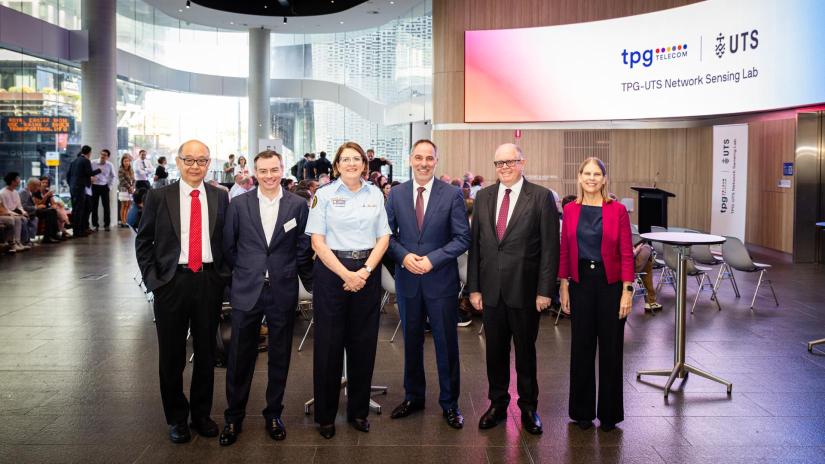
[135,140,230,444]
[467,143,559,435]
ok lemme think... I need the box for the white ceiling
[143,0,426,33]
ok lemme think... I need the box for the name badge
[284,218,297,232]
[331,198,347,207]
[362,203,379,208]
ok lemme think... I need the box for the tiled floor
[1,231,825,463]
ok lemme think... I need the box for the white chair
[297,277,314,351]
[380,265,404,343]
[662,244,722,313]
[719,236,778,309]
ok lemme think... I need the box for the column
[80,0,117,223]
[248,27,271,156]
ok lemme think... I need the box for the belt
[177,262,215,273]
[332,249,372,260]
[579,259,602,270]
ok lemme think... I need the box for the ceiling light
[390,1,395,4]
[339,21,344,24]
[185,0,190,8]
[229,21,234,25]
[178,9,182,12]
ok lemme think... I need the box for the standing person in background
[314,151,332,178]
[558,157,633,433]
[367,149,392,176]
[305,141,391,439]
[467,143,559,436]
[234,156,250,178]
[469,176,484,199]
[135,140,230,444]
[66,145,100,237]
[385,139,470,429]
[91,149,116,231]
[222,154,236,184]
[134,150,153,190]
[118,155,135,228]
[303,153,317,180]
[154,156,170,189]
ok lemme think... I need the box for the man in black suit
[66,145,100,237]
[218,150,314,446]
[467,143,559,435]
[135,140,230,444]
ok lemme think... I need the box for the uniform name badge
[331,197,347,207]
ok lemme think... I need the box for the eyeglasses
[178,156,209,167]
[493,159,522,168]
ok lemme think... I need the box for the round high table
[636,232,733,397]
[808,223,825,352]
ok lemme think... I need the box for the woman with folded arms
[558,157,633,432]
[304,141,390,439]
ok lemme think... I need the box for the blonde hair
[576,157,611,204]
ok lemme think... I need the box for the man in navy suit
[385,139,471,429]
[219,150,314,446]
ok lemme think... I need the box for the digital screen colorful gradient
[464,0,825,122]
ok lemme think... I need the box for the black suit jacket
[67,155,100,190]
[467,178,560,309]
[135,181,230,292]
[222,188,314,312]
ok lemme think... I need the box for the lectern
[631,187,675,234]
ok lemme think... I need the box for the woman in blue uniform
[305,141,391,439]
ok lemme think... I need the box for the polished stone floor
[1,230,825,463]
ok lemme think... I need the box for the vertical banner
[711,124,748,241]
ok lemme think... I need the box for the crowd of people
[132,137,669,448]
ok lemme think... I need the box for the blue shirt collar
[333,178,368,194]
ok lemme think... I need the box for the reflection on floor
[1,230,825,463]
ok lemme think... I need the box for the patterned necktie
[415,186,425,231]
[188,190,202,272]
[496,188,511,241]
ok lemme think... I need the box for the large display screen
[464,0,825,122]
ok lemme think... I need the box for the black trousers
[91,185,110,228]
[312,257,382,425]
[224,283,295,425]
[483,296,540,412]
[153,266,224,425]
[568,260,626,425]
[69,187,86,235]
[136,180,151,190]
[35,208,59,238]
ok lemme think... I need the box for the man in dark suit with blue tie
[218,150,314,446]
[385,139,471,429]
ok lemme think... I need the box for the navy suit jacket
[222,188,314,312]
[386,178,471,299]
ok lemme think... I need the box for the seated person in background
[229,175,254,200]
[634,240,662,312]
[35,177,70,238]
[207,179,230,195]
[20,177,62,243]
[1,172,33,246]
[126,188,148,229]
[0,201,29,252]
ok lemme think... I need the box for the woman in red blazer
[558,157,633,432]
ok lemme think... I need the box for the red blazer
[558,200,634,284]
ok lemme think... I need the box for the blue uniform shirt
[305,178,391,250]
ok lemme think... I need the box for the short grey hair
[177,139,211,157]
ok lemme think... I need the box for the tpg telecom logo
[621,43,689,69]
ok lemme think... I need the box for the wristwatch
[625,285,634,293]
[363,264,374,274]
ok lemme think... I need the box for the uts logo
[715,30,759,59]
[621,43,688,69]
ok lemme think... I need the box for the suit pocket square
[284,218,297,232]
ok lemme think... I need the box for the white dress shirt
[412,176,435,214]
[178,181,213,264]
[258,186,283,246]
[91,159,116,188]
[134,158,153,181]
[495,175,524,227]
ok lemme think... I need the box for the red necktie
[415,186,425,231]
[496,188,511,241]
[188,190,202,272]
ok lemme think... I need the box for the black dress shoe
[443,408,464,429]
[267,417,287,441]
[576,420,594,430]
[390,400,425,419]
[600,422,617,432]
[218,423,240,446]
[521,410,543,435]
[349,418,370,433]
[318,424,336,439]
[169,423,191,444]
[190,417,219,437]
[478,406,507,429]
